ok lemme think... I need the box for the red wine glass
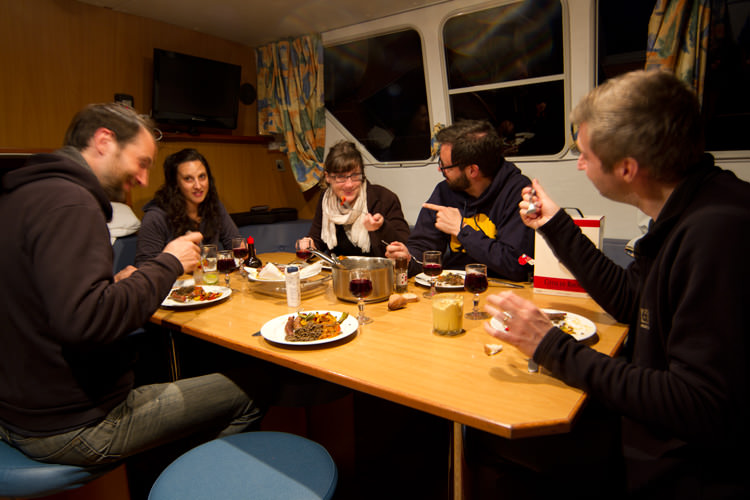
[295,238,313,263]
[464,263,489,319]
[217,250,236,288]
[422,251,442,298]
[232,237,248,276]
[349,268,373,324]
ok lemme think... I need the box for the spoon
[526,188,538,215]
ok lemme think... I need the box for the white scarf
[320,181,371,253]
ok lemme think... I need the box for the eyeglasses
[329,172,364,184]
[438,159,464,172]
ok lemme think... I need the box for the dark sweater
[0,149,183,436]
[534,155,750,497]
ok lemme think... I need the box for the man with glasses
[386,119,533,281]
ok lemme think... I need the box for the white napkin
[299,261,323,279]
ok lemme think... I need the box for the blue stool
[0,439,119,498]
[148,432,337,500]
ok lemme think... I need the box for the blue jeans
[0,372,262,466]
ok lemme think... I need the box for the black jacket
[0,148,182,435]
[535,155,750,497]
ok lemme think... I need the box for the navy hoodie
[407,160,534,281]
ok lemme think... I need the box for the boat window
[598,0,750,152]
[443,0,565,157]
[324,30,431,162]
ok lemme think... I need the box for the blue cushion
[148,432,337,500]
[0,440,117,497]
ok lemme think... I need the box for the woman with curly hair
[135,148,239,266]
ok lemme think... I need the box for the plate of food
[489,309,596,342]
[246,261,323,282]
[260,310,358,346]
[414,270,466,290]
[161,285,231,308]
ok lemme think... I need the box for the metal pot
[331,256,393,303]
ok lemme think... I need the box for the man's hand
[163,232,203,273]
[483,291,553,358]
[384,240,411,262]
[519,179,560,229]
[114,265,137,282]
[363,212,384,232]
[423,203,463,236]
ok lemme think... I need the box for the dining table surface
[151,252,629,441]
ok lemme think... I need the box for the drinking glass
[217,250,236,288]
[232,237,248,276]
[201,245,218,285]
[422,251,442,298]
[349,267,373,324]
[295,238,313,263]
[464,263,489,319]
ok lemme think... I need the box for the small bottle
[245,236,263,269]
[394,256,408,293]
[285,265,301,308]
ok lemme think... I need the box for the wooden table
[151,252,628,497]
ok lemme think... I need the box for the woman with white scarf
[303,141,410,258]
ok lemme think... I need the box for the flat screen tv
[152,48,241,131]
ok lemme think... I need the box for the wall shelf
[160,133,274,144]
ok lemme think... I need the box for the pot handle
[309,249,343,268]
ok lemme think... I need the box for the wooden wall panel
[0,0,320,217]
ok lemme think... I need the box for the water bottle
[285,265,301,308]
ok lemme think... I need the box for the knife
[487,279,524,289]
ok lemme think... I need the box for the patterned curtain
[256,34,325,192]
[645,0,712,103]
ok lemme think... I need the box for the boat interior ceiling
[77,0,451,47]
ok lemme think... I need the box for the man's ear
[466,163,481,178]
[90,127,116,157]
[615,157,639,184]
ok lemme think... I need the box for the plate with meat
[415,270,466,290]
[489,309,597,343]
[260,310,358,346]
[161,285,231,308]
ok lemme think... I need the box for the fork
[381,240,422,264]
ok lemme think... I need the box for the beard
[99,152,128,202]
[446,170,470,192]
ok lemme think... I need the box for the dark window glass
[598,0,750,151]
[443,0,565,157]
[324,30,430,161]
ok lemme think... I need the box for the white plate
[490,309,596,342]
[161,285,231,308]
[245,262,323,282]
[415,270,466,289]
[260,310,358,346]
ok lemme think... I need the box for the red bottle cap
[247,236,254,244]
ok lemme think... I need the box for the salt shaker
[285,265,301,308]
[394,257,408,293]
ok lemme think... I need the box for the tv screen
[152,48,241,130]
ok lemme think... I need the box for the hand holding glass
[295,238,313,262]
[349,268,373,324]
[422,251,442,298]
[464,263,489,319]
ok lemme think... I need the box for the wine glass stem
[358,298,365,321]
[473,294,479,313]
[430,278,436,296]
